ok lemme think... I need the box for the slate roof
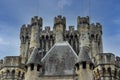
[41,41,78,75]
[41,41,78,62]
[26,47,42,65]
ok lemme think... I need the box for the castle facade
[0,15,120,80]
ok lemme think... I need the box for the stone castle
[0,15,120,80]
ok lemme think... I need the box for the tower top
[77,16,90,25]
[54,15,66,26]
[31,16,43,26]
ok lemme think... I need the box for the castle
[0,15,120,80]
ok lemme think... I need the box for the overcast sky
[0,0,120,59]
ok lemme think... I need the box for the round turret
[25,47,43,80]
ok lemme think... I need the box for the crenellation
[77,16,90,26]
[96,53,116,65]
[3,56,21,67]
[54,15,66,28]
[31,16,43,26]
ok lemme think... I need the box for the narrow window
[37,65,40,71]
[82,62,86,69]
[18,71,21,77]
[30,64,34,71]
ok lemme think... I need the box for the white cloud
[58,0,72,10]
[0,37,10,45]
[113,18,120,25]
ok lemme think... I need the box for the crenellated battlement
[31,16,43,26]
[94,53,120,80]
[95,53,115,65]
[95,53,120,67]
[0,56,22,70]
[54,15,66,27]
[20,24,31,44]
[77,16,89,25]
[90,23,102,33]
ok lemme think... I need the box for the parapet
[77,16,90,25]
[3,56,21,67]
[31,16,43,26]
[54,15,66,26]
[90,23,102,33]
[95,53,118,66]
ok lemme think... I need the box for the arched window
[46,35,49,39]
[114,68,117,78]
[12,70,15,74]
[37,65,41,71]
[18,71,21,77]
[119,70,120,78]
[70,35,73,39]
[107,67,111,76]
[82,62,86,69]
[75,35,77,39]
[42,35,44,39]
[6,70,10,77]
[30,64,34,71]
[89,63,94,70]
[91,34,94,39]
[11,70,15,79]
[75,63,79,70]
[21,72,25,79]
[50,35,53,39]
[102,67,106,76]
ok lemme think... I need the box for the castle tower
[25,47,43,80]
[20,24,31,64]
[77,16,90,49]
[94,53,120,80]
[29,16,42,48]
[0,56,25,80]
[89,23,103,59]
[75,46,94,80]
[53,15,66,42]
[77,16,103,60]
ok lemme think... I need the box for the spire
[26,47,42,65]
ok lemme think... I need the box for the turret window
[75,63,79,70]
[90,63,93,70]
[21,72,25,79]
[18,71,21,77]
[11,70,15,79]
[82,62,86,69]
[30,64,34,71]
[37,65,41,71]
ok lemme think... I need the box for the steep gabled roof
[41,41,78,62]
[26,47,42,65]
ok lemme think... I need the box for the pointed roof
[41,41,78,75]
[26,47,42,65]
[77,46,92,63]
[41,41,78,62]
